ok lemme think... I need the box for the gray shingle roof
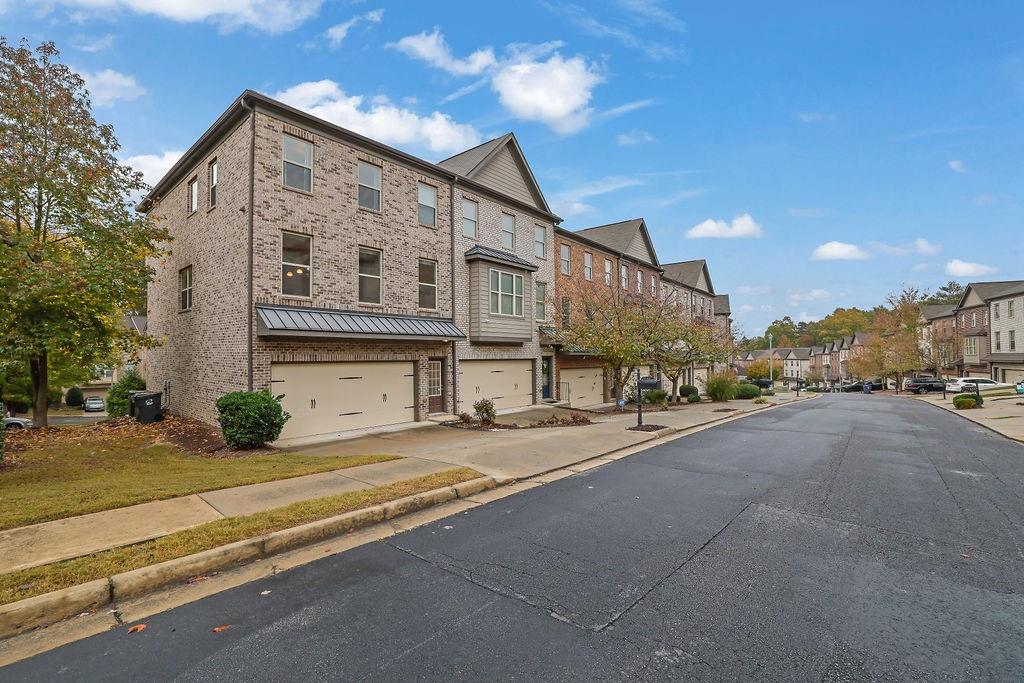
[958,280,1024,308]
[256,305,465,341]
[436,134,511,176]
[788,347,812,360]
[662,260,714,294]
[573,219,645,254]
[921,303,956,320]
[713,294,731,315]
[464,245,539,271]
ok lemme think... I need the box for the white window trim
[178,265,193,311]
[489,268,524,318]
[281,231,313,298]
[462,199,478,239]
[620,264,628,289]
[583,252,593,281]
[501,213,516,250]
[604,259,612,286]
[560,244,570,275]
[418,182,437,227]
[187,177,198,214]
[535,282,547,321]
[358,246,383,305]
[357,160,382,211]
[282,134,313,193]
[418,258,438,310]
[208,159,218,208]
[534,225,546,259]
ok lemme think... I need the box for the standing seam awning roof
[256,305,466,341]
[464,245,539,271]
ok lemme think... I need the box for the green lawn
[0,434,398,530]
[0,467,480,605]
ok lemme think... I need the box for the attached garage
[460,359,534,411]
[1002,368,1024,384]
[567,367,605,407]
[271,361,416,440]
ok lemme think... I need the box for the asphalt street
[5,394,1024,681]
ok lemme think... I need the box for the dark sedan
[841,380,884,392]
[905,377,946,394]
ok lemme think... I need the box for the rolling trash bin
[131,391,163,423]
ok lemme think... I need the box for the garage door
[967,371,989,378]
[460,360,533,411]
[568,367,604,407]
[1004,369,1024,384]
[271,362,415,440]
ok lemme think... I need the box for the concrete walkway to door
[292,394,811,479]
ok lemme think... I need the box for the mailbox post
[636,372,661,428]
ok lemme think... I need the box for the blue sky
[5,1,1022,335]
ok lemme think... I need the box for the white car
[945,377,1013,393]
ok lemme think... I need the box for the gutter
[450,178,459,415]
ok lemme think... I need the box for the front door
[541,357,553,399]
[428,360,444,414]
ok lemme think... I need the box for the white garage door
[271,361,415,440]
[460,360,533,411]
[967,371,989,378]
[1004,369,1024,384]
[568,367,604,407]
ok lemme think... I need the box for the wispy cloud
[553,175,645,216]
[599,99,658,119]
[389,29,496,75]
[795,111,837,124]
[945,259,997,277]
[948,159,966,173]
[325,8,383,48]
[617,129,655,146]
[124,150,184,187]
[974,193,996,206]
[736,286,771,295]
[788,288,831,306]
[811,241,869,261]
[687,213,763,239]
[48,0,324,33]
[654,188,706,207]
[869,238,942,257]
[543,1,683,61]
[81,68,145,106]
[71,33,114,52]
[440,78,488,104]
[889,125,985,142]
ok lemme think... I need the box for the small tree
[805,370,824,386]
[65,386,84,407]
[656,315,731,403]
[106,369,146,418]
[745,358,781,382]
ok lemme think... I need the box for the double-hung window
[501,214,516,250]
[1011,330,1017,351]
[965,337,977,356]
[489,269,523,317]
[281,232,312,297]
[418,258,437,309]
[650,273,657,296]
[282,135,312,192]
[358,161,382,211]
[620,264,628,289]
[534,225,546,258]
[583,252,593,280]
[995,332,1002,351]
[1010,299,1016,318]
[208,160,218,208]
[636,270,643,293]
[560,244,570,275]
[535,282,547,321]
[994,303,1000,320]
[462,199,478,238]
[358,247,382,304]
[187,177,198,214]
[604,259,612,285]
[178,266,193,311]
[971,312,978,327]
[418,183,437,227]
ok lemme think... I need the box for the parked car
[841,380,884,392]
[905,377,946,394]
[743,378,774,389]
[945,377,1014,393]
[83,396,105,412]
[3,417,33,430]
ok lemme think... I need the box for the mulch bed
[713,408,738,413]
[627,424,669,432]
[445,413,593,431]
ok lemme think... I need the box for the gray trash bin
[131,391,163,423]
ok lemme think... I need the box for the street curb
[912,396,1024,445]
[0,476,496,640]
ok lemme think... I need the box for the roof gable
[661,260,715,294]
[570,218,660,268]
[438,133,550,213]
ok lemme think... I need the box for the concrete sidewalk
[0,393,809,576]
[912,391,1024,442]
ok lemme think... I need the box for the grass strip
[0,467,481,606]
[0,438,398,530]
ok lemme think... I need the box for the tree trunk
[670,377,679,403]
[29,351,48,428]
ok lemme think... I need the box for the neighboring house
[661,259,716,388]
[712,294,733,372]
[954,282,1001,378]
[825,341,839,384]
[550,218,662,406]
[920,304,958,378]
[807,346,825,380]
[984,282,1024,384]
[142,90,559,442]
[782,347,811,382]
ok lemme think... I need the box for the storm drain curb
[0,476,497,640]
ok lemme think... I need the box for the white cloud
[47,0,322,32]
[552,175,644,216]
[491,52,603,134]
[546,1,683,60]
[811,241,869,261]
[948,159,966,173]
[760,304,776,313]
[600,99,657,119]
[389,29,496,75]
[686,213,763,239]
[870,238,942,257]
[654,188,706,207]
[974,193,996,206]
[913,238,942,255]
[736,285,771,295]
[616,0,686,32]
[272,80,480,154]
[788,288,830,306]
[797,312,820,323]
[911,263,931,272]
[795,111,836,124]
[124,150,184,187]
[945,259,997,277]
[787,207,827,218]
[325,9,383,47]
[81,69,145,106]
[72,33,114,52]
[617,129,655,146]
[440,79,488,103]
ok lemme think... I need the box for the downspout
[242,96,256,391]
[450,177,459,415]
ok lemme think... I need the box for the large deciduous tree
[744,358,782,381]
[656,316,732,402]
[0,39,168,426]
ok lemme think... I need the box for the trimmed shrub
[215,390,290,449]
[952,396,977,410]
[734,383,761,400]
[953,392,984,407]
[762,388,776,397]
[687,393,701,403]
[705,372,738,402]
[106,370,146,418]
[473,398,496,425]
[752,397,769,405]
[678,384,699,398]
[643,388,669,405]
[64,386,84,407]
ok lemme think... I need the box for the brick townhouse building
[955,281,1024,384]
[661,259,718,389]
[142,90,557,442]
[920,303,958,378]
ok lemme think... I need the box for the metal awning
[256,305,466,341]
[464,245,539,271]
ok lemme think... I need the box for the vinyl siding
[473,146,540,210]
[468,259,534,343]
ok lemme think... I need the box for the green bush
[106,370,146,418]
[687,393,701,403]
[473,398,496,425]
[705,372,738,402]
[64,386,84,407]
[762,388,775,397]
[215,390,290,449]
[678,384,699,398]
[953,392,983,407]
[734,383,761,399]
[952,396,977,410]
[753,396,769,405]
[644,388,669,405]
